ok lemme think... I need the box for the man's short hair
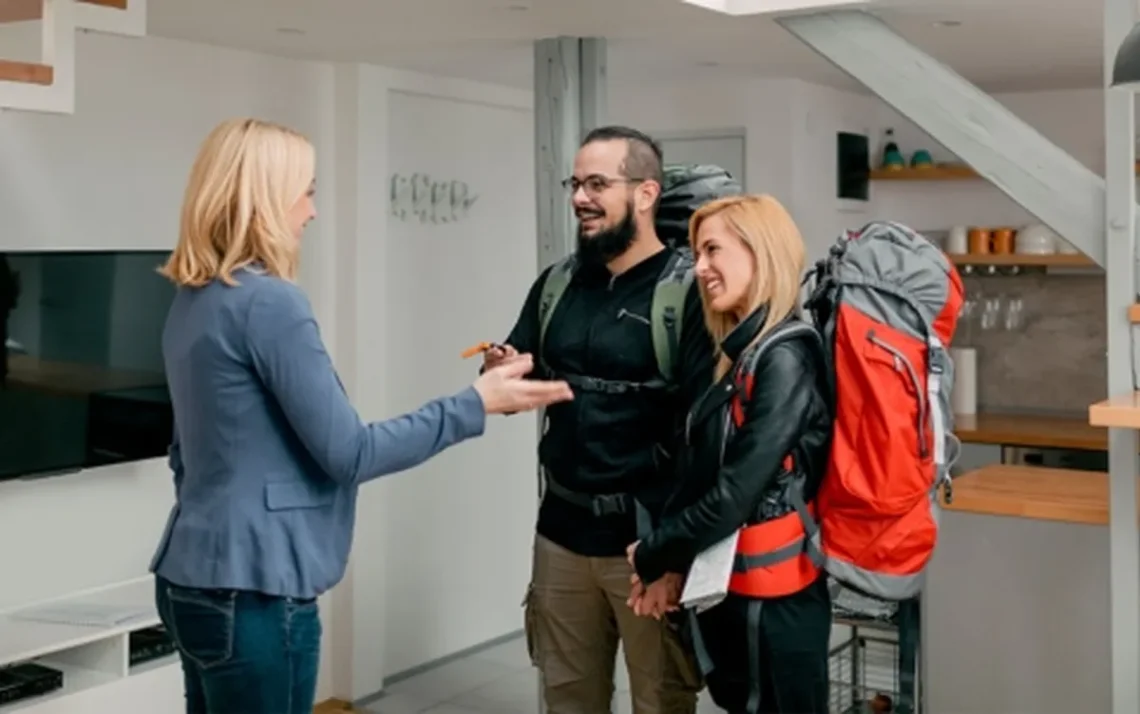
[581,125,664,188]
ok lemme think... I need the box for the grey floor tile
[420,704,491,713]
[473,636,533,670]
[363,690,439,714]
[452,668,539,712]
[363,633,728,713]
[383,655,518,707]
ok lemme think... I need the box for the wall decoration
[390,172,479,224]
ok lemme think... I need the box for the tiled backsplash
[956,272,1105,414]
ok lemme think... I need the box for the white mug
[946,225,969,254]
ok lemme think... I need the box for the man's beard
[576,205,637,267]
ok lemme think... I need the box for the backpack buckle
[591,493,629,517]
[929,347,946,375]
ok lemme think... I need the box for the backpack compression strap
[537,255,577,371]
[649,250,694,385]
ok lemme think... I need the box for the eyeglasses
[561,174,646,197]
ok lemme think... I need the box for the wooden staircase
[0,0,145,114]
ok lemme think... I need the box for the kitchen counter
[953,411,1106,451]
[926,461,1115,712]
[943,463,1122,525]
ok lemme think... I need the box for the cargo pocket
[522,583,540,667]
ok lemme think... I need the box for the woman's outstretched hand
[474,353,573,415]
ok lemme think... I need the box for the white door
[658,132,746,188]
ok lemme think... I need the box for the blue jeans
[155,576,321,714]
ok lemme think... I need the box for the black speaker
[837,132,870,201]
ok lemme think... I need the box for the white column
[1102,1,1140,710]
[531,36,607,713]
[533,37,607,270]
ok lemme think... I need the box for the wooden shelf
[1090,392,1140,429]
[872,162,1140,182]
[954,412,1109,451]
[77,0,128,8]
[945,465,1126,525]
[0,0,42,23]
[945,253,1095,268]
[870,166,978,180]
[0,59,52,85]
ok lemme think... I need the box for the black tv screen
[0,250,175,481]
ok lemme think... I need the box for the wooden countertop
[944,464,1131,525]
[954,412,1106,451]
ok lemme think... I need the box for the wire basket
[829,633,900,714]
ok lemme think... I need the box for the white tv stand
[0,576,183,713]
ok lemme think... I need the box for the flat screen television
[0,250,175,481]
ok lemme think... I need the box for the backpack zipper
[616,308,651,326]
[718,408,732,466]
[867,330,929,459]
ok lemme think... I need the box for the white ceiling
[145,0,1108,93]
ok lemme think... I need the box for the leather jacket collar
[720,304,771,364]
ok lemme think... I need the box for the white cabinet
[1,577,182,713]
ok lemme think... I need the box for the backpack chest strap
[541,471,654,537]
[555,372,671,395]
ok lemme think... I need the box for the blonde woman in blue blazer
[151,117,572,714]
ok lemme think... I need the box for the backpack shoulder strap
[650,250,695,384]
[537,255,577,360]
[732,321,823,415]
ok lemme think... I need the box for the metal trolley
[828,589,922,714]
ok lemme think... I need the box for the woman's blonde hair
[159,118,315,287]
[688,194,806,379]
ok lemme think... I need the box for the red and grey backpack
[800,220,965,600]
[719,221,964,602]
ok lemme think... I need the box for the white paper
[680,530,739,614]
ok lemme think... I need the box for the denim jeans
[155,576,322,714]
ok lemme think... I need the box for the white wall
[323,65,544,696]
[381,87,537,675]
[607,77,874,263]
[609,77,798,213]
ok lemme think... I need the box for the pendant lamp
[1112,22,1140,88]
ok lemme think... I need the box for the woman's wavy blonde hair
[159,118,314,287]
[688,194,806,379]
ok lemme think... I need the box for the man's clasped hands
[624,542,684,620]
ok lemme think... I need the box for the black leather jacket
[633,305,833,585]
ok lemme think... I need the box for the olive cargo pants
[524,534,702,714]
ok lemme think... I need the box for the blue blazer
[150,267,486,599]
